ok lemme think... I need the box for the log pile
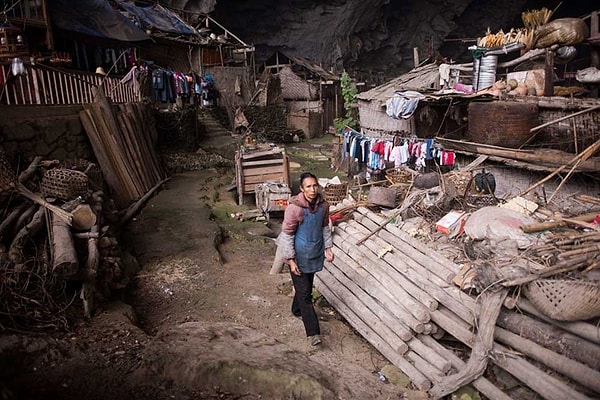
[315,206,600,399]
[79,88,167,209]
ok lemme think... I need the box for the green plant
[334,71,358,131]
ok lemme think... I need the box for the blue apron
[295,206,325,274]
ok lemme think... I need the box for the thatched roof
[357,63,440,104]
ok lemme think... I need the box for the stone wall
[0,105,93,167]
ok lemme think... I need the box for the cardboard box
[436,210,467,237]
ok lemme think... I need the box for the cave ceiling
[161,0,597,80]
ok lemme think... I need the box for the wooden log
[315,273,431,391]
[8,206,45,265]
[355,207,460,280]
[329,243,417,338]
[81,223,99,318]
[325,258,413,343]
[498,311,600,371]
[50,212,78,277]
[429,289,508,399]
[494,326,600,394]
[520,212,599,233]
[342,217,477,323]
[407,336,452,374]
[333,226,431,324]
[405,350,444,383]
[119,177,170,226]
[514,298,600,345]
[13,204,37,236]
[419,335,513,400]
[432,306,591,400]
[17,156,43,184]
[339,222,439,312]
[0,203,27,241]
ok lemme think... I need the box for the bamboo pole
[519,137,600,197]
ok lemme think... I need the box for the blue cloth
[294,207,325,274]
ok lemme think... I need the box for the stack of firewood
[315,206,600,399]
[0,155,131,332]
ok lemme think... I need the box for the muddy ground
[0,136,429,399]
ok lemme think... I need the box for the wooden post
[544,49,554,97]
[413,47,420,68]
[50,213,79,276]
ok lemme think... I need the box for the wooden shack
[262,51,342,138]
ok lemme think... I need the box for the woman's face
[300,177,319,202]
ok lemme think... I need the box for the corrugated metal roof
[357,63,440,103]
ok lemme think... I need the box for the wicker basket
[445,171,477,196]
[323,182,349,206]
[386,167,414,185]
[41,168,89,200]
[524,278,600,321]
[61,159,103,190]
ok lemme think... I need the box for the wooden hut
[262,51,342,138]
[356,63,463,138]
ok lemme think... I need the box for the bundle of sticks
[530,231,600,275]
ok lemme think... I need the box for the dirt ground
[0,136,428,399]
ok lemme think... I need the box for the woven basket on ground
[444,171,477,196]
[386,167,415,185]
[323,182,349,206]
[524,278,600,321]
[60,159,103,191]
[41,168,89,201]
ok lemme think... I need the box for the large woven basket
[323,182,349,206]
[41,168,89,200]
[524,279,600,321]
[386,167,414,185]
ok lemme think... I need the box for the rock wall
[168,0,596,81]
[0,106,93,167]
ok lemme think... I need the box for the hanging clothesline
[340,126,455,171]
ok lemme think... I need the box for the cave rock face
[163,0,588,77]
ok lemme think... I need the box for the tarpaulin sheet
[50,0,149,42]
[117,1,197,36]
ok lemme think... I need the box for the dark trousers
[291,271,320,337]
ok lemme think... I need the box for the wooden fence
[0,63,141,106]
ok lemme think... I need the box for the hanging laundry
[385,91,426,119]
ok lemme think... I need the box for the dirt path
[1,139,427,399]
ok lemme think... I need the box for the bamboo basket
[386,167,415,185]
[524,278,600,321]
[323,182,349,206]
[41,168,89,200]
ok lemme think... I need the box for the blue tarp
[50,0,150,41]
[117,1,198,36]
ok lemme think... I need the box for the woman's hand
[289,260,301,276]
[325,248,334,262]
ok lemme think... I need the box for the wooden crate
[235,145,290,205]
